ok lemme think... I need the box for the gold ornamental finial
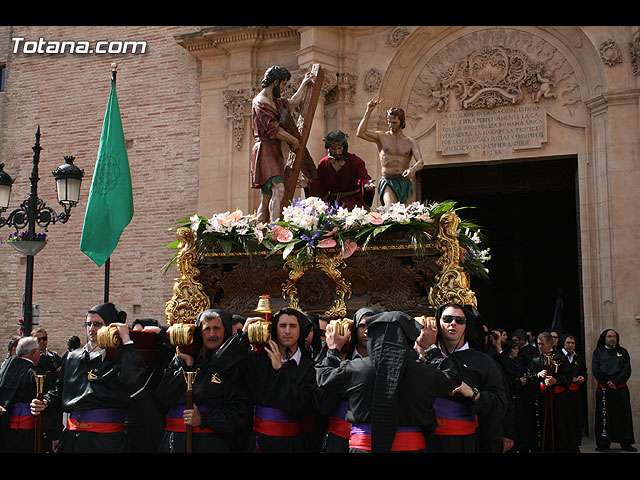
[255,294,273,315]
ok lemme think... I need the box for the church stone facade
[1,26,639,437]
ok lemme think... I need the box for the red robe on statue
[307,153,373,209]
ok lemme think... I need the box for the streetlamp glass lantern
[53,156,84,205]
[0,162,14,211]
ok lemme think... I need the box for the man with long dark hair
[250,66,314,222]
[592,328,636,451]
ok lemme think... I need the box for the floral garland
[166,197,490,280]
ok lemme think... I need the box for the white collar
[83,343,106,361]
[20,356,35,365]
[438,340,469,357]
[281,346,301,366]
[563,348,574,358]
[351,347,365,360]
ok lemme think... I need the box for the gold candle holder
[97,325,122,349]
[170,322,197,346]
[248,294,273,344]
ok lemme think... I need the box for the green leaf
[220,238,233,255]
[282,239,301,260]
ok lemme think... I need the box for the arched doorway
[419,156,584,348]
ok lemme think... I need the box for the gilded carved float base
[164,212,477,324]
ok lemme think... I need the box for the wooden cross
[282,64,324,206]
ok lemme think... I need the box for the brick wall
[0,26,206,355]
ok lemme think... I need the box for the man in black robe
[511,327,538,452]
[239,308,329,452]
[592,328,636,451]
[30,302,145,453]
[124,318,174,453]
[561,333,587,447]
[422,303,508,453]
[0,336,40,452]
[31,326,64,453]
[526,331,577,453]
[157,309,252,453]
[321,307,382,453]
[316,310,461,453]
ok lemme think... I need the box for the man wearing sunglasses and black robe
[422,302,508,453]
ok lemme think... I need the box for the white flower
[190,214,201,231]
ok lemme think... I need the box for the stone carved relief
[599,40,622,67]
[363,68,383,93]
[324,72,357,105]
[223,88,256,150]
[407,28,582,124]
[434,45,556,110]
[631,32,640,75]
[387,27,410,48]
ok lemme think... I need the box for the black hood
[434,302,484,351]
[365,311,422,453]
[351,307,382,346]
[88,303,126,325]
[196,309,234,339]
[271,308,312,358]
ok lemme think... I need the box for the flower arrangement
[166,197,490,280]
[1,231,48,244]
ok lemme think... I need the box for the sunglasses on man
[85,321,104,328]
[440,315,466,325]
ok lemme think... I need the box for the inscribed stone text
[437,105,547,157]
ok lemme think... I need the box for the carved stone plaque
[436,104,547,157]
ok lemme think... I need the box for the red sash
[329,416,352,438]
[349,424,426,451]
[328,400,351,438]
[434,397,477,436]
[569,382,581,391]
[539,383,565,394]
[598,382,627,389]
[253,405,302,437]
[165,405,216,433]
[67,408,125,433]
[9,403,35,430]
[435,416,478,435]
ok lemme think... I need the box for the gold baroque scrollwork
[282,255,311,312]
[281,251,353,319]
[428,212,477,308]
[165,227,210,326]
[315,252,352,319]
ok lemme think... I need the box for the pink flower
[255,229,264,244]
[217,216,232,227]
[271,225,293,243]
[324,227,339,237]
[228,209,243,222]
[317,238,337,248]
[416,214,431,222]
[341,241,358,259]
[365,212,383,225]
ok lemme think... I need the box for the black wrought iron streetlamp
[0,127,84,336]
